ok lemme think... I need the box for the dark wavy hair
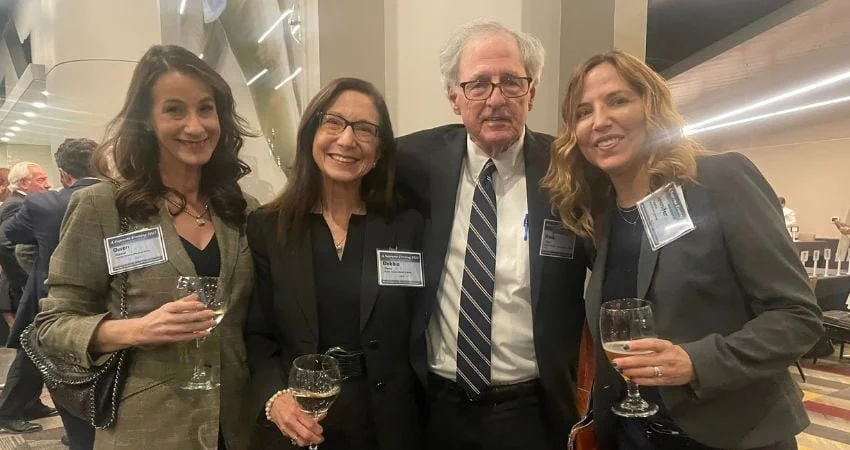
[93,44,253,227]
[55,138,97,179]
[263,77,397,243]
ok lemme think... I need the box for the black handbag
[20,216,132,429]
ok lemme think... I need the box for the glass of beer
[600,298,659,417]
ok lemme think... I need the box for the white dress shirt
[427,131,539,384]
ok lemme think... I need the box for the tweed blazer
[34,182,257,450]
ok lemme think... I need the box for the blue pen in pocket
[523,214,529,241]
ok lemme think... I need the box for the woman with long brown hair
[246,77,423,450]
[33,44,257,449]
[544,51,821,449]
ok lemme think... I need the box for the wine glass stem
[308,413,321,450]
[626,379,641,399]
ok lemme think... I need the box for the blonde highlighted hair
[543,50,704,242]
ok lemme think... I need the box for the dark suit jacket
[586,152,823,449]
[396,124,590,446]
[0,191,29,311]
[1,178,100,348]
[245,207,425,450]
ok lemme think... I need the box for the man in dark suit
[396,21,589,450]
[2,140,99,446]
[0,162,52,433]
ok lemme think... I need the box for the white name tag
[539,219,575,259]
[104,226,169,275]
[377,250,424,287]
[636,183,696,251]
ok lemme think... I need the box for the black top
[181,235,221,277]
[602,205,682,446]
[310,213,366,352]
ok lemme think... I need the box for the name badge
[636,183,696,251]
[377,250,424,287]
[104,226,169,275]
[539,219,575,259]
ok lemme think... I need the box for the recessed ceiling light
[199,53,204,60]
[10,126,20,131]
[41,91,49,96]
[5,132,15,137]
[33,102,46,109]
[23,111,36,118]
[15,120,27,125]
[0,137,9,142]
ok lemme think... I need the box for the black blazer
[586,152,823,449]
[245,207,425,450]
[0,191,28,310]
[1,178,100,348]
[396,125,590,445]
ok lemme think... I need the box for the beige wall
[706,109,850,240]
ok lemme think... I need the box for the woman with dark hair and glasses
[33,45,258,449]
[246,77,424,450]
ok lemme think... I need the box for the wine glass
[288,354,342,450]
[600,298,659,417]
[176,276,225,390]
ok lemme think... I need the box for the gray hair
[8,162,39,188]
[439,19,545,94]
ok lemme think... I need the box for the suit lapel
[523,131,549,315]
[587,210,611,343]
[636,228,659,300]
[281,229,318,339]
[426,129,466,291]
[211,212,240,296]
[359,214,393,331]
[156,203,197,277]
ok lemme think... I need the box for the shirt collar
[465,128,526,180]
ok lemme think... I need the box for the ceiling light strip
[685,95,850,135]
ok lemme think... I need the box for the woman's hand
[612,338,695,386]
[268,392,325,447]
[130,295,215,346]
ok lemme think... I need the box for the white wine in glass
[289,354,342,450]
[600,298,659,417]
[176,276,225,390]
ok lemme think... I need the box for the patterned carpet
[0,349,65,450]
[1,348,850,448]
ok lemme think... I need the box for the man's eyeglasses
[318,112,380,142]
[458,76,533,101]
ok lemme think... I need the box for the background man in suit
[397,20,589,450]
[0,162,52,433]
[2,139,99,445]
[0,163,50,328]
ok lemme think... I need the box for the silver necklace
[617,205,639,226]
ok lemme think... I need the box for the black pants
[57,405,95,450]
[426,378,556,450]
[0,349,44,418]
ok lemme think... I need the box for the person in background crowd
[396,20,589,450]
[0,168,10,204]
[545,49,822,450]
[32,44,257,450]
[780,197,797,228]
[2,138,101,448]
[0,162,54,434]
[246,77,423,450]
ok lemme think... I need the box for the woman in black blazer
[544,51,822,449]
[245,78,423,450]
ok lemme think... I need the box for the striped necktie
[456,159,497,396]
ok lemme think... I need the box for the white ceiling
[669,0,850,147]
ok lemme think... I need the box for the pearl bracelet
[264,389,290,422]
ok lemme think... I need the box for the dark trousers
[57,405,95,450]
[0,349,44,418]
[426,377,555,450]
